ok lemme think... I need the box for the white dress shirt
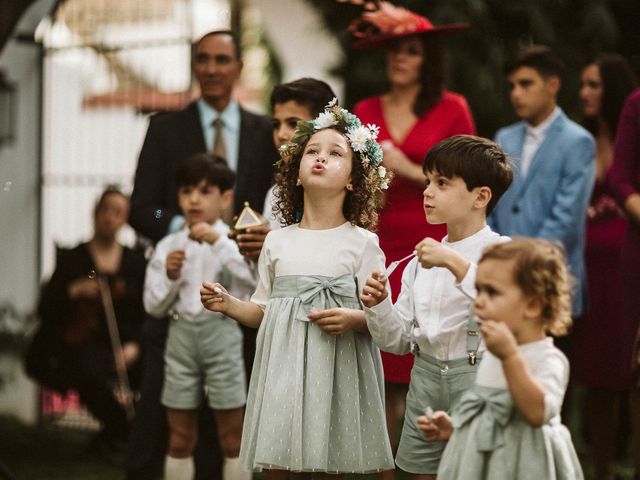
[365,226,509,360]
[475,337,569,422]
[144,219,255,321]
[520,106,561,178]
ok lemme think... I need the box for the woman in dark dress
[27,186,146,451]
[571,54,637,480]
[610,86,640,478]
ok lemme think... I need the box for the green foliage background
[306,0,640,137]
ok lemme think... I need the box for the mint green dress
[239,223,394,473]
[437,339,583,479]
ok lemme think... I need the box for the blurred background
[1,0,639,478]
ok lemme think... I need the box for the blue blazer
[490,110,595,317]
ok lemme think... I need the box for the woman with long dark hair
[572,53,637,480]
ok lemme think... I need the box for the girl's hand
[480,319,519,360]
[200,281,231,313]
[166,249,185,280]
[417,411,453,442]
[307,308,363,335]
[189,222,220,244]
[360,272,388,308]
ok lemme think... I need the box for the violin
[63,273,126,346]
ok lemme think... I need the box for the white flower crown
[278,98,390,190]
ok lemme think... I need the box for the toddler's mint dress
[437,338,583,479]
[239,223,394,473]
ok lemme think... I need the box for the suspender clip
[468,351,477,365]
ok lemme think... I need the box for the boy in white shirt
[361,135,513,479]
[144,153,254,480]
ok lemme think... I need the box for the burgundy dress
[572,178,629,388]
[609,89,640,387]
[354,91,476,383]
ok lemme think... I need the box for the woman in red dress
[572,54,637,480]
[350,4,476,470]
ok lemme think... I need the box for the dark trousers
[125,316,222,480]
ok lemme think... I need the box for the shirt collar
[442,225,492,248]
[525,106,561,139]
[180,218,228,234]
[197,98,241,133]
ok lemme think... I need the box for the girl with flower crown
[200,101,394,477]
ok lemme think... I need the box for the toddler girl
[419,238,583,479]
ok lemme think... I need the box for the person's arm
[307,308,368,335]
[380,142,426,184]
[202,229,273,327]
[129,116,179,242]
[536,135,596,243]
[361,255,416,355]
[609,93,640,224]
[216,236,258,300]
[480,321,546,427]
[624,194,640,224]
[201,282,264,328]
[38,249,78,330]
[143,239,181,318]
[236,225,271,262]
[415,237,470,283]
[115,248,147,345]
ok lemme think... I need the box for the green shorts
[161,313,246,411]
[396,353,480,475]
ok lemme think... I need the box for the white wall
[0,0,55,424]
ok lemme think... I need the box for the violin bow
[97,275,135,421]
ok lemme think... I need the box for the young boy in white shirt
[361,135,513,479]
[144,153,254,480]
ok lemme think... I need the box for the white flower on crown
[347,125,372,153]
[314,111,338,130]
[378,166,387,178]
[366,124,380,140]
[381,178,390,190]
[327,97,338,107]
[361,155,371,167]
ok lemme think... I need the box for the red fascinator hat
[347,1,468,49]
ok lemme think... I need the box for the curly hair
[274,127,384,231]
[479,238,574,336]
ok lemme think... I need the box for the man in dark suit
[130,31,277,242]
[126,30,277,480]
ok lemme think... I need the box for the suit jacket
[129,101,278,242]
[490,110,595,316]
